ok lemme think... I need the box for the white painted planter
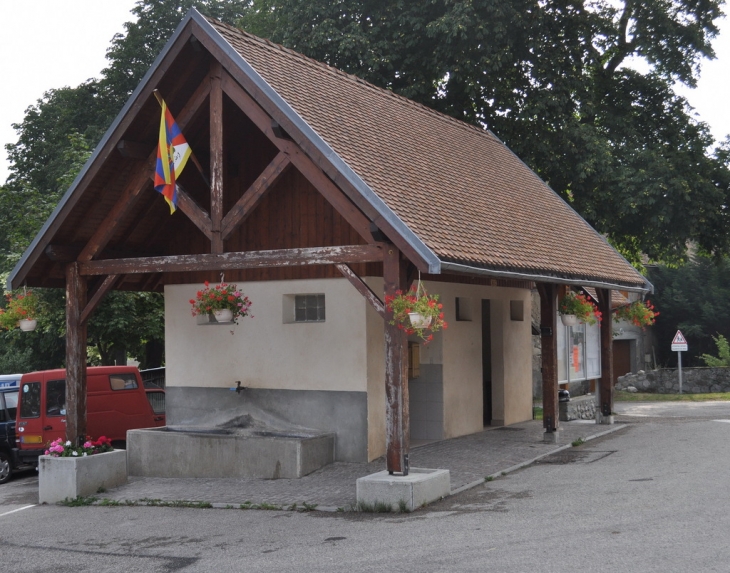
[560,314,578,327]
[19,319,37,332]
[38,449,127,504]
[408,313,432,329]
[213,309,233,323]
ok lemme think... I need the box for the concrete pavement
[2,403,730,572]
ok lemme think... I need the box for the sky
[0,1,729,185]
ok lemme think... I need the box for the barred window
[295,294,325,322]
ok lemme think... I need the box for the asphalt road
[1,404,729,572]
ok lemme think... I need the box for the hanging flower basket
[558,291,601,326]
[0,289,40,332]
[190,281,252,325]
[613,299,658,329]
[560,314,578,327]
[385,280,447,344]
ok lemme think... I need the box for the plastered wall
[165,279,368,392]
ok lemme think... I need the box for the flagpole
[153,90,211,189]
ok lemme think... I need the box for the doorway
[613,340,632,384]
[482,299,492,425]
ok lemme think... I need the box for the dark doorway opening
[482,299,492,425]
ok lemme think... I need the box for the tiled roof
[209,18,647,289]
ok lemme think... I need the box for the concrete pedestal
[596,413,615,425]
[39,450,127,504]
[356,468,450,512]
[543,430,561,444]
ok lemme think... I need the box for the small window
[295,294,325,323]
[46,379,66,417]
[146,391,165,414]
[510,300,524,321]
[20,382,41,419]
[456,297,472,321]
[4,391,18,420]
[110,374,138,390]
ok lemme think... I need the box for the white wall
[165,279,368,392]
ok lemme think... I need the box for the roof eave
[440,260,654,294]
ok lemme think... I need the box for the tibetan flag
[154,99,191,213]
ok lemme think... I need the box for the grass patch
[139,498,212,509]
[572,438,585,447]
[356,500,393,513]
[615,391,730,402]
[60,496,97,506]
[485,476,494,482]
[533,406,543,420]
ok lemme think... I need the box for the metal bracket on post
[403,454,409,476]
[602,402,611,417]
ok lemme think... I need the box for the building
[8,9,651,472]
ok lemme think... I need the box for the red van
[15,366,165,464]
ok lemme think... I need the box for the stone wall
[616,368,730,394]
[559,394,597,421]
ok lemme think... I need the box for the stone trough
[127,424,335,479]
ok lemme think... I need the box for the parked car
[0,374,24,484]
[14,366,165,472]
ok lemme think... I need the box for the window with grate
[295,294,325,322]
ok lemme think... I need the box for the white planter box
[38,449,127,504]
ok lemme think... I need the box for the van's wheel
[0,452,12,485]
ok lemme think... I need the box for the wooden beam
[219,71,374,243]
[597,288,614,421]
[210,60,224,253]
[221,151,291,240]
[65,262,88,445]
[79,244,385,275]
[537,282,559,434]
[335,264,385,318]
[176,184,213,240]
[383,246,409,474]
[80,274,122,326]
[335,263,385,318]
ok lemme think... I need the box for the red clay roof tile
[209,18,647,289]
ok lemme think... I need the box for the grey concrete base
[356,468,450,512]
[597,413,615,425]
[543,430,561,443]
[167,387,367,462]
[127,427,335,479]
[39,450,127,504]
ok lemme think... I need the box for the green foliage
[649,257,730,367]
[700,335,730,368]
[239,0,730,265]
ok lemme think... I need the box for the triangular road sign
[672,331,687,345]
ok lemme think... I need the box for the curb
[449,424,627,497]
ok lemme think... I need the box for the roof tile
[209,18,646,288]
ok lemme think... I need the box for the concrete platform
[100,420,625,510]
[356,468,450,512]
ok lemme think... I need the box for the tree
[0,1,240,368]
[239,0,730,265]
[648,257,730,367]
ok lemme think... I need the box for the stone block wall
[616,368,730,394]
[559,394,597,421]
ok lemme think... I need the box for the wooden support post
[537,283,559,434]
[65,262,88,445]
[383,246,409,475]
[210,61,224,253]
[597,288,614,421]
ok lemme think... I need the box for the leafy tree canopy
[649,257,730,367]
[240,0,730,265]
